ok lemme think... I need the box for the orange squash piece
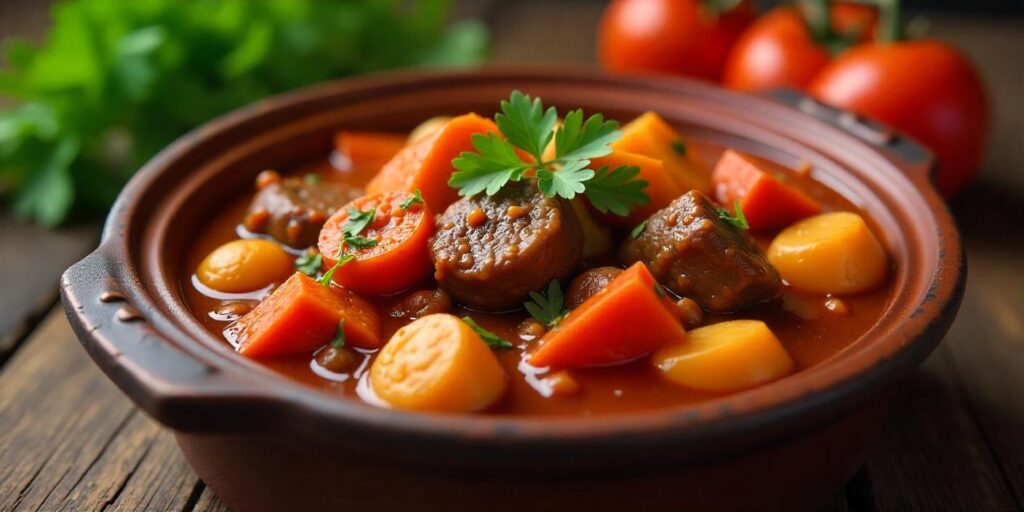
[612,112,711,194]
[366,113,498,213]
[711,150,822,230]
[529,262,686,368]
[233,272,383,359]
[591,151,683,227]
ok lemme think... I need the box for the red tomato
[809,41,988,197]
[723,3,877,92]
[598,0,755,81]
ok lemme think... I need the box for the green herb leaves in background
[0,0,488,226]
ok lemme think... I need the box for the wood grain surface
[0,2,1021,511]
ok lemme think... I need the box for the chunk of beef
[430,181,583,311]
[621,190,781,312]
[565,266,623,309]
[244,172,361,249]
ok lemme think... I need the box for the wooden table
[1,2,1021,510]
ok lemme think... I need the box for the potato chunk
[768,212,888,294]
[370,314,507,413]
[196,239,293,293]
[652,320,794,393]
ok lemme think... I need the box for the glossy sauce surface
[181,142,892,416]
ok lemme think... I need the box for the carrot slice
[591,151,683,227]
[333,131,407,174]
[612,112,711,194]
[318,190,435,296]
[366,113,499,213]
[529,262,686,368]
[233,272,383,358]
[711,150,822,230]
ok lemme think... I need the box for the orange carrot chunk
[366,113,499,213]
[591,151,682,227]
[318,190,435,296]
[529,262,686,369]
[711,150,822,230]
[333,131,407,173]
[233,272,383,359]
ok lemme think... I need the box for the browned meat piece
[243,171,361,249]
[565,266,623,309]
[388,289,453,320]
[430,181,584,311]
[621,190,781,312]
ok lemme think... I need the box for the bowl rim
[62,67,965,462]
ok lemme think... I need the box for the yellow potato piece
[768,212,888,295]
[570,198,612,259]
[196,239,294,293]
[652,320,794,393]
[370,314,507,413]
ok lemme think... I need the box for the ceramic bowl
[62,69,964,512]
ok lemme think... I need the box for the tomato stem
[874,0,903,42]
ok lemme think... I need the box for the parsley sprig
[296,252,323,277]
[329,320,346,349]
[317,207,378,286]
[449,91,649,215]
[400,189,424,210]
[524,279,567,327]
[462,316,513,349]
[717,200,749,231]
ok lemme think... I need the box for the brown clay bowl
[61,69,963,512]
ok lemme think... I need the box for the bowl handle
[61,248,281,432]
[764,89,936,182]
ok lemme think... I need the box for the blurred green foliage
[0,0,488,226]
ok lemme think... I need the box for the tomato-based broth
[182,117,891,417]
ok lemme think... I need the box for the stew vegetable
[184,92,892,416]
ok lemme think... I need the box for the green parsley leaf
[583,165,650,216]
[462,316,513,349]
[343,235,378,251]
[631,220,648,239]
[343,207,376,237]
[524,280,567,327]
[318,253,355,286]
[329,320,346,349]
[495,90,557,162]
[654,283,667,299]
[450,132,530,196]
[400,188,424,209]
[717,200,749,230]
[295,252,323,277]
[536,160,594,201]
[304,173,321,184]
[670,139,687,156]
[554,109,621,162]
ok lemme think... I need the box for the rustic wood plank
[194,488,233,512]
[862,346,1018,511]
[0,308,204,512]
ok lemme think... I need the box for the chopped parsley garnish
[304,173,321,184]
[317,254,355,286]
[449,91,649,216]
[670,139,686,156]
[654,283,667,299]
[524,279,567,327]
[400,189,424,209]
[318,207,376,286]
[329,320,346,349]
[717,200,749,231]
[631,220,648,239]
[462,316,513,349]
[295,252,323,277]
[343,207,376,237]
